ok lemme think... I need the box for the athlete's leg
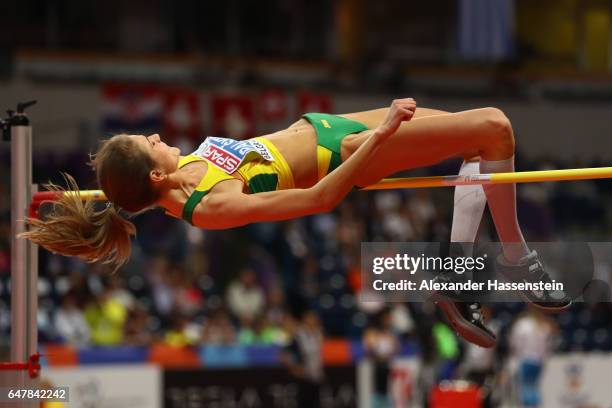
[340,106,450,125]
[439,158,499,347]
[451,159,486,244]
[480,157,529,262]
[341,107,528,263]
[290,107,449,130]
[340,107,512,182]
[348,108,488,242]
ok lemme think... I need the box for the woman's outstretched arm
[193,98,417,229]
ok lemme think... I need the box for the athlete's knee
[481,107,515,157]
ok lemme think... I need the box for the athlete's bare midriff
[260,113,381,188]
[259,123,319,188]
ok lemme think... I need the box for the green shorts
[302,112,369,180]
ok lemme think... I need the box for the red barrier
[42,344,79,366]
[149,343,201,368]
[430,382,482,408]
[322,339,352,366]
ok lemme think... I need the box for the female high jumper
[22,98,571,347]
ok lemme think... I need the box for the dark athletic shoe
[495,250,572,311]
[433,296,497,348]
[429,270,496,348]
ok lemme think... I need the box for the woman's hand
[376,98,417,139]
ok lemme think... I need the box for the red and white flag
[258,89,288,122]
[163,88,201,146]
[211,95,255,140]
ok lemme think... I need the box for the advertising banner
[541,353,612,408]
[164,366,356,408]
[44,364,161,408]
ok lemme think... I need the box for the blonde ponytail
[20,173,136,271]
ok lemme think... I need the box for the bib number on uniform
[192,137,274,174]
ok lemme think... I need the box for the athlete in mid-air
[23,98,571,347]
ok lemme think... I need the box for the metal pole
[10,117,32,365]
[1,102,36,407]
[27,185,38,358]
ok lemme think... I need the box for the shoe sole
[518,294,572,312]
[433,296,496,348]
[497,273,572,311]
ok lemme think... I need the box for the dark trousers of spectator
[373,362,391,407]
[297,379,320,408]
[374,362,390,395]
[466,369,495,408]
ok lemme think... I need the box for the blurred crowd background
[2,0,612,406]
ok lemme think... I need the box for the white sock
[451,161,487,250]
[480,156,530,263]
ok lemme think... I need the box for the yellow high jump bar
[33,167,612,201]
[362,166,612,190]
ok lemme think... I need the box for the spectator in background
[54,290,90,346]
[415,308,460,406]
[506,307,559,408]
[264,287,291,345]
[148,258,203,324]
[457,305,499,408]
[432,319,460,381]
[226,268,265,321]
[336,200,365,254]
[105,274,135,310]
[164,313,201,346]
[201,309,236,345]
[149,256,176,319]
[363,308,400,408]
[64,269,90,305]
[84,287,128,345]
[389,304,416,339]
[171,265,204,316]
[376,191,416,241]
[124,305,156,346]
[266,286,287,326]
[280,311,324,408]
[407,189,437,237]
[237,316,259,345]
[297,256,321,302]
[237,315,288,345]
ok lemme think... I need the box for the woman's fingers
[398,106,415,122]
[392,98,417,117]
[378,98,418,135]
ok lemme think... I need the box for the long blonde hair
[20,135,161,270]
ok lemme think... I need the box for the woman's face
[131,134,181,174]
